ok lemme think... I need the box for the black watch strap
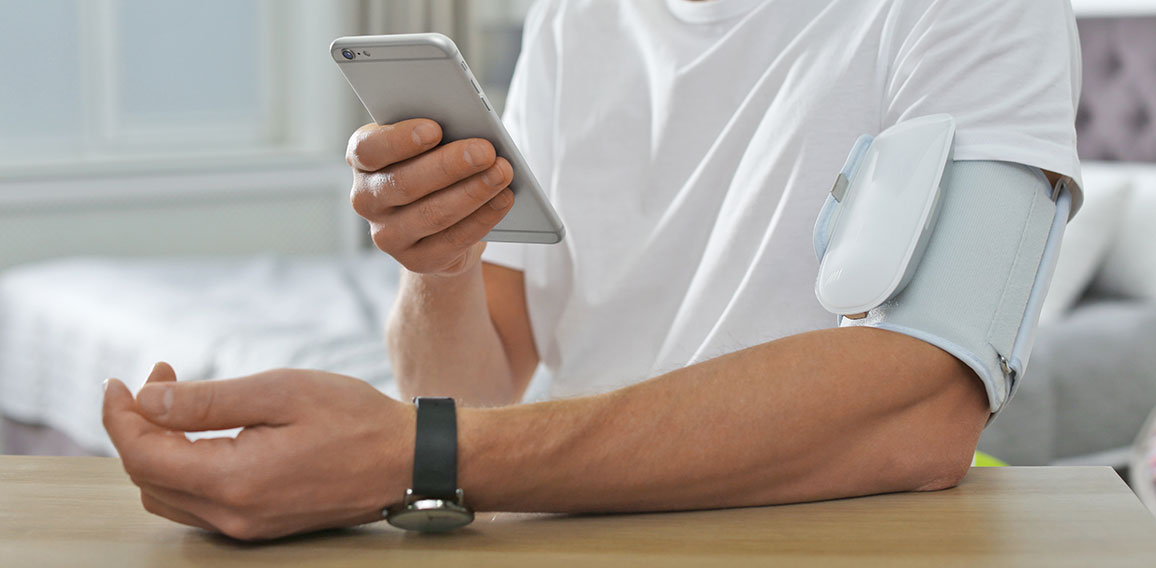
[411,397,458,499]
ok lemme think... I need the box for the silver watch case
[384,489,474,533]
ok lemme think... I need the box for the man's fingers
[346,119,442,172]
[121,433,241,498]
[398,158,513,239]
[103,378,153,450]
[136,373,295,432]
[105,377,226,489]
[354,138,498,213]
[409,189,515,260]
[140,491,216,532]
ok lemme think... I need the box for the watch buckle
[401,488,467,508]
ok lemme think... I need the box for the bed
[0,253,403,455]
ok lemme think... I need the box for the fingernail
[491,190,513,210]
[138,384,172,417]
[412,122,439,146]
[463,142,487,167]
[483,166,504,186]
[103,379,111,393]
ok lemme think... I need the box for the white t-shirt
[483,0,1082,401]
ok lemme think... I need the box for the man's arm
[458,326,988,512]
[101,117,991,539]
[344,119,987,507]
[102,325,987,540]
[387,261,538,406]
[343,119,538,407]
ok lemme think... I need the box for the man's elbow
[911,447,974,492]
[885,345,991,493]
[903,372,989,492]
[881,420,979,494]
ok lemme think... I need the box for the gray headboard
[1076,17,1156,162]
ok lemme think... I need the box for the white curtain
[361,0,475,59]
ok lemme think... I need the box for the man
[103,0,1081,540]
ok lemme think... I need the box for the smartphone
[330,33,565,244]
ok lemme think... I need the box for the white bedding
[0,252,402,455]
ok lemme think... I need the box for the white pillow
[1093,164,1156,302]
[1038,163,1133,326]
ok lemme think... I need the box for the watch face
[387,499,474,533]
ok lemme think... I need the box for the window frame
[0,0,362,188]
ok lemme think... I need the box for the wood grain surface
[2,456,1155,567]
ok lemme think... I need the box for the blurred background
[0,0,533,269]
[1,0,1155,511]
[0,0,537,462]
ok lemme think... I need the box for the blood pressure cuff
[815,159,1072,415]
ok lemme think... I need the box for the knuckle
[126,472,149,488]
[349,182,375,217]
[140,492,160,514]
[371,223,402,253]
[191,382,216,425]
[374,171,410,204]
[353,172,407,215]
[370,231,391,254]
[217,514,259,541]
[370,231,390,254]
[120,453,147,479]
[346,124,396,172]
[345,128,372,169]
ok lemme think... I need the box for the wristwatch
[384,397,474,532]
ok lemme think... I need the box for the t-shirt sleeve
[482,0,558,272]
[882,0,1083,194]
[481,241,528,271]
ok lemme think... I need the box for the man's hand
[102,363,414,541]
[347,119,515,277]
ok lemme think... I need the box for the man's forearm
[387,265,516,406]
[458,327,989,512]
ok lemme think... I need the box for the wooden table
[2,456,1155,567]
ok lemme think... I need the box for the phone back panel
[332,34,564,243]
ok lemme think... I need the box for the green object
[974,451,1008,467]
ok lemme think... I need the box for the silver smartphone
[331,33,565,244]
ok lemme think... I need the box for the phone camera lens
[341,49,355,60]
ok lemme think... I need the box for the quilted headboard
[1076,17,1156,161]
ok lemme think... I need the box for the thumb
[103,378,154,449]
[136,372,294,431]
[102,378,136,425]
